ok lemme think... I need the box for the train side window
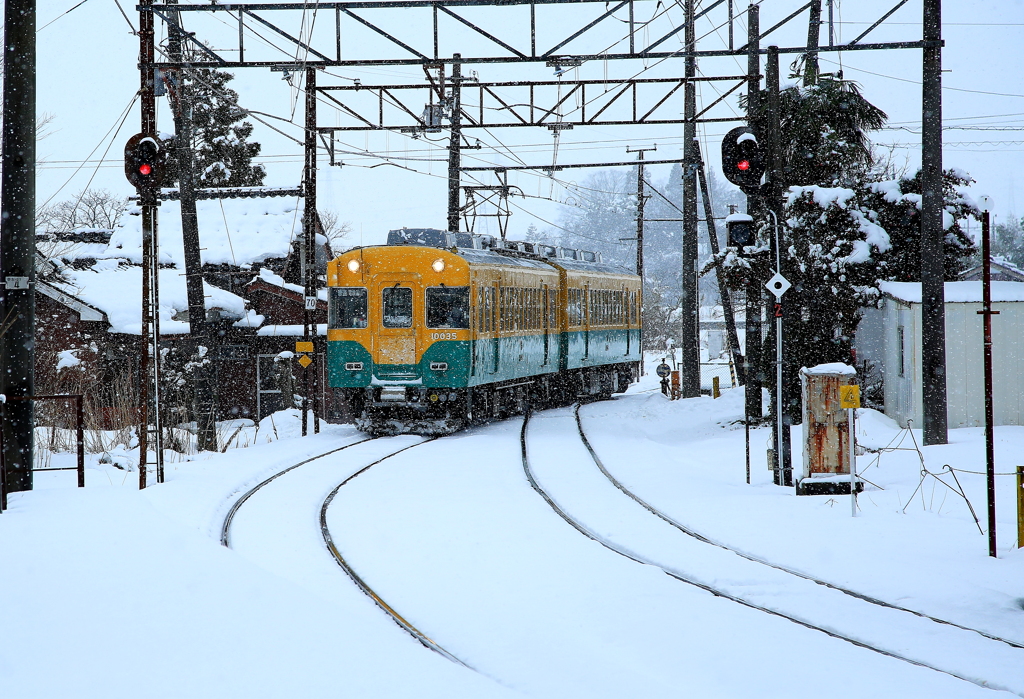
[426,287,470,329]
[328,287,367,329]
[382,286,413,328]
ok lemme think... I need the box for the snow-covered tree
[781,185,891,369]
[743,79,887,187]
[556,170,635,270]
[859,168,978,282]
[165,66,266,188]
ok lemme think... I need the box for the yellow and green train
[326,228,641,434]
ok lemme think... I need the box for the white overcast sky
[30,0,1024,246]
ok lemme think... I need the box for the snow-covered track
[520,406,1024,697]
[319,438,476,670]
[220,435,472,668]
[572,401,1024,652]
[220,438,376,548]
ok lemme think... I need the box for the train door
[490,283,500,374]
[542,283,550,365]
[374,276,419,369]
[583,284,591,359]
[624,286,630,356]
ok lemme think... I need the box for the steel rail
[572,402,1024,652]
[319,438,476,669]
[519,406,1019,695]
[220,438,376,548]
[220,434,471,666]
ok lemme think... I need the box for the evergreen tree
[744,79,887,187]
[556,170,635,269]
[165,66,266,188]
[781,185,891,370]
[860,168,978,282]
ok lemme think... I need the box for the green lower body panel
[563,328,642,371]
[328,329,639,390]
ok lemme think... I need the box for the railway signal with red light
[721,126,764,190]
[124,133,166,196]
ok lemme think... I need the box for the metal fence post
[76,395,85,488]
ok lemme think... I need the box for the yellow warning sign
[840,385,861,409]
[295,341,314,353]
[298,354,313,368]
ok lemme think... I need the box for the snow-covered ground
[3,369,1023,698]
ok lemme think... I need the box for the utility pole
[0,0,37,493]
[978,196,997,558]
[804,0,822,86]
[744,2,763,421]
[695,142,745,386]
[167,0,216,453]
[627,145,656,280]
[921,0,947,445]
[681,0,700,398]
[766,45,792,486]
[138,3,157,487]
[447,54,463,233]
[302,65,318,437]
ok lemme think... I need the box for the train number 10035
[430,332,458,340]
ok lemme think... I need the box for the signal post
[130,6,167,485]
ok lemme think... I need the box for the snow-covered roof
[256,324,327,336]
[53,266,260,335]
[959,257,1024,281]
[249,267,329,301]
[880,281,1024,304]
[102,197,305,267]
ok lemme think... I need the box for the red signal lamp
[139,163,152,176]
[737,160,750,171]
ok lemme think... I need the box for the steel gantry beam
[315,75,750,132]
[139,0,930,69]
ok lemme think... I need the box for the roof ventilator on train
[386,228,601,264]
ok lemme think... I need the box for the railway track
[521,404,1024,696]
[219,435,473,669]
[572,402,1024,652]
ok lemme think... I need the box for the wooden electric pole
[0,0,37,493]
[167,0,217,453]
[921,0,948,445]
[681,0,700,398]
[627,145,656,280]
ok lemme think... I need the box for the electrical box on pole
[721,127,764,190]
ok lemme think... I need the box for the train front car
[326,243,473,435]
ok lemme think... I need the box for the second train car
[326,228,641,435]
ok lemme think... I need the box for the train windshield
[382,286,413,328]
[328,287,367,329]
[426,287,470,329]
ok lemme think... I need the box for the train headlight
[431,258,445,273]
[347,259,361,273]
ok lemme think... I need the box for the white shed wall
[883,298,1024,428]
